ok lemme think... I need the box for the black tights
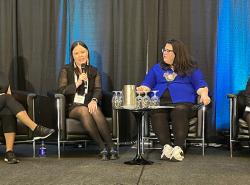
[69,106,114,150]
[150,104,194,147]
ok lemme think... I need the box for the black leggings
[69,105,114,150]
[0,94,25,115]
[0,108,17,133]
[0,94,25,133]
[150,104,195,147]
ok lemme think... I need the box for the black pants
[0,94,25,133]
[0,108,17,133]
[150,103,195,147]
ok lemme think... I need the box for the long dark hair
[70,41,90,64]
[165,39,196,75]
[70,41,90,76]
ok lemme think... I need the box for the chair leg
[202,139,205,156]
[117,138,120,155]
[62,143,65,151]
[230,141,233,158]
[84,141,87,150]
[33,140,36,158]
[58,141,61,159]
[202,105,205,156]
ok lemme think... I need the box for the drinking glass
[142,91,151,108]
[112,91,120,109]
[117,91,123,108]
[136,91,143,109]
[150,90,160,106]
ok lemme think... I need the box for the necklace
[163,70,177,82]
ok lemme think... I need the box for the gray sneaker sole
[33,131,54,140]
[4,158,20,164]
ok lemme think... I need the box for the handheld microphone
[81,63,87,73]
[80,63,88,93]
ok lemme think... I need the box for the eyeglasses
[161,48,173,53]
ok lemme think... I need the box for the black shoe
[110,149,118,160]
[4,151,20,164]
[100,148,109,161]
[33,125,55,140]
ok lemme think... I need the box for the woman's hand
[200,94,211,106]
[88,100,98,114]
[136,85,151,93]
[197,87,211,106]
[76,73,88,88]
[79,73,88,82]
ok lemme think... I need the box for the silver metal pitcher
[122,85,136,109]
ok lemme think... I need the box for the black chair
[142,102,207,156]
[47,91,119,158]
[0,91,36,157]
[228,92,250,157]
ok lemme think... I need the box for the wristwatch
[92,98,98,103]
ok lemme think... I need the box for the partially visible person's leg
[0,108,19,164]
[150,109,173,160]
[91,107,118,159]
[170,104,194,161]
[150,109,171,146]
[91,107,113,148]
[0,94,54,140]
[69,106,109,160]
[170,104,193,147]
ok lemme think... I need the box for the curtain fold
[0,0,219,138]
[215,0,250,129]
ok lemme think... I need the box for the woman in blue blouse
[137,39,210,161]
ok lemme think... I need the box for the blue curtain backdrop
[215,0,250,129]
[65,0,98,66]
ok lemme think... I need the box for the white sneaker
[160,144,173,160]
[170,146,184,162]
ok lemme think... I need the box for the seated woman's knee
[91,107,102,116]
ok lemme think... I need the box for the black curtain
[0,0,67,93]
[0,0,218,139]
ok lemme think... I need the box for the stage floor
[0,144,250,185]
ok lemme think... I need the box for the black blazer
[57,63,102,111]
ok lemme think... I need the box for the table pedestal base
[124,155,153,165]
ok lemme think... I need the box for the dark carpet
[0,143,250,185]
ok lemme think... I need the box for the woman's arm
[137,64,158,92]
[57,68,77,95]
[88,71,102,114]
[91,71,102,102]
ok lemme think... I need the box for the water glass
[142,91,151,108]
[112,91,120,109]
[136,91,143,109]
[150,90,160,106]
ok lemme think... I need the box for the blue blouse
[141,63,208,103]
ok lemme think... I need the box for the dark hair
[165,39,196,75]
[70,41,90,64]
